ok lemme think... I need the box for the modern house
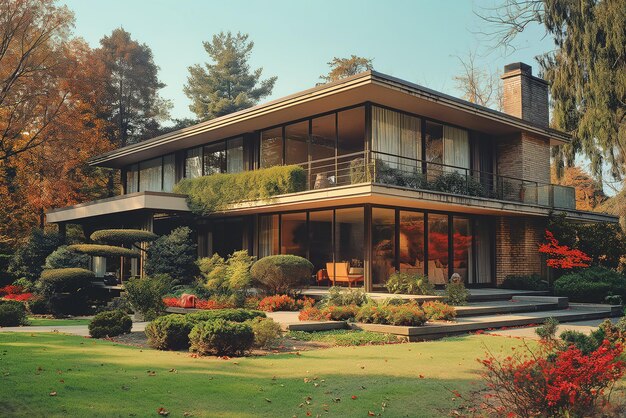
[46,63,617,291]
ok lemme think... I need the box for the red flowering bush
[421,300,456,321]
[3,293,34,302]
[539,230,591,269]
[322,304,359,321]
[298,306,324,321]
[162,297,181,307]
[0,285,24,296]
[195,299,231,310]
[355,302,427,326]
[478,340,625,417]
[258,295,315,312]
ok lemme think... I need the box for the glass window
[309,210,333,280]
[474,217,493,284]
[258,214,279,258]
[280,212,307,258]
[443,125,470,173]
[204,142,226,175]
[260,127,283,168]
[371,106,421,170]
[185,147,202,178]
[162,154,175,192]
[337,107,365,156]
[285,120,309,165]
[227,137,244,174]
[428,213,448,285]
[399,211,425,276]
[212,218,245,257]
[310,114,336,187]
[126,164,138,193]
[371,208,396,286]
[425,121,444,179]
[335,208,365,276]
[452,217,472,283]
[139,157,162,192]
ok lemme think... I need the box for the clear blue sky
[61,0,553,121]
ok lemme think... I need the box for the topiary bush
[500,274,549,291]
[251,255,313,294]
[67,244,140,258]
[145,227,198,284]
[189,319,255,356]
[38,268,94,293]
[0,300,28,327]
[88,310,132,338]
[246,317,282,349]
[174,165,306,215]
[90,229,158,246]
[44,246,91,270]
[124,276,169,321]
[554,267,626,303]
[385,272,435,295]
[186,308,266,323]
[145,314,195,350]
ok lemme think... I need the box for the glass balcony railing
[295,150,576,210]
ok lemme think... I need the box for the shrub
[429,171,485,197]
[145,314,194,350]
[554,267,626,303]
[251,255,313,294]
[0,300,28,326]
[44,246,90,270]
[535,317,559,341]
[12,278,34,292]
[38,268,94,293]
[322,305,359,321]
[198,250,255,293]
[385,272,435,295]
[124,276,169,321]
[443,280,469,306]
[385,303,427,326]
[90,229,158,246]
[500,273,549,291]
[559,330,600,355]
[175,165,307,215]
[26,296,49,314]
[9,229,62,280]
[298,306,324,321]
[258,295,298,312]
[320,286,370,307]
[145,227,198,284]
[187,308,266,324]
[67,244,139,258]
[355,304,389,324]
[0,284,23,296]
[88,310,132,338]
[421,301,456,321]
[189,319,255,356]
[247,317,282,348]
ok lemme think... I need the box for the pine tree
[184,31,277,121]
[320,55,373,83]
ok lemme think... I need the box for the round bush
[189,319,255,356]
[26,296,49,315]
[67,244,139,258]
[421,301,456,321]
[187,308,266,324]
[246,317,282,349]
[90,229,158,245]
[88,310,132,338]
[39,268,95,293]
[554,267,626,303]
[44,246,90,270]
[0,300,28,327]
[145,314,194,350]
[251,255,313,294]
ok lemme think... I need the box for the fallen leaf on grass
[351,395,357,400]
[157,407,169,416]
[264,398,272,403]
[49,391,57,396]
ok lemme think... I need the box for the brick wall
[501,63,549,127]
[496,133,550,184]
[495,216,547,284]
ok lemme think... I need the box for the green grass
[0,332,529,417]
[27,318,91,327]
[287,329,401,346]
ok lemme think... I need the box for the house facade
[46,63,617,291]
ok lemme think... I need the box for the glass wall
[126,164,138,193]
[126,154,177,193]
[163,154,176,191]
[138,157,162,192]
[285,120,309,165]
[260,127,283,168]
[309,210,334,278]
[203,142,226,175]
[258,214,279,258]
[226,137,244,174]
[399,211,425,275]
[185,147,202,179]
[335,208,365,271]
[428,213,449,285]
[281,212,307,258]
[371,208,396,286]
[372,106,421,169]
[473,217,494,284]
[452,217,472,283]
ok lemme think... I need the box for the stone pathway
[0,322,149,337]
[486,318,619,339]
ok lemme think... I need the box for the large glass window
[139,157,162,192]
[204,142,226,175]
[185,147,203,179]
[372,106,421,169]
[285,120,309,165]
[280,212,307,258]
[443,125,470,173]
[126,164,138,193]
[425,121,444,179]
[258,214,279,258]
[163,154,176,192]
[227,137,244,174]
[337,107,365,156]
[399,211,425,276]
[260,127,283,168]
[371,208,396,286]
[335,208,365,273]
[310,114,336,187]
[428,213,449,285]
[452,217,472,283]
[309,210,333,280]
[474,217,494,284]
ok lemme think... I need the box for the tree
[184,31,276,121]
[145,227,198,284]
[97,28,171,147]
[453,51,502,110]
[8,229,62,281]
[551,165,607,211]
[320,55,373,83]
[539,230,591,270]
[477,0,626,182]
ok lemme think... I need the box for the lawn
[0,332,528,417]
[26,318,91,327]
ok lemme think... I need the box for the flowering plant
[258,295,314,312]
[0,285,24,296]
[3,292,34,302]
[539,230,591,269]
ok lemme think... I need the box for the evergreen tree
[320,55,373,83]
[184,31,277,121]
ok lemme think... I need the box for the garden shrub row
[174,164,306,215]
[499,273,549,291]
[554,267,626,303]
[299,301,434,326]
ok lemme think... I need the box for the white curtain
[162,154,175,192]
[258,215,278,258]
[372,106,401,168]
[185,147,202,178]
[443,125,470,173]
[227,137,244,173]
[139,157,162,192]
[474,218,493,284]
[126,164,138,193]
[400,113,421,169]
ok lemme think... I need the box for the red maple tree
[539,230,591,269]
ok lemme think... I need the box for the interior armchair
[325,262,364,288]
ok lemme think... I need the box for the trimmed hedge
[554,267,626,303]
[39,268,94,293]
[251,255,313,294]
[0,300,28,327]
[67,244,140,258]
[500,274,548,291]
[187,308,266,323]
[88,310,132,338]
[145,314,195,350]
[90,229,158,245]
[174,165,306,215]
[189,319,255,356]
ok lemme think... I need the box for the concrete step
[455,300,561,317]
[467,289,550,302]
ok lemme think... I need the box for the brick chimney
[501,62,549,127]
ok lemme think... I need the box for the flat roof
[90,70,571,169]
